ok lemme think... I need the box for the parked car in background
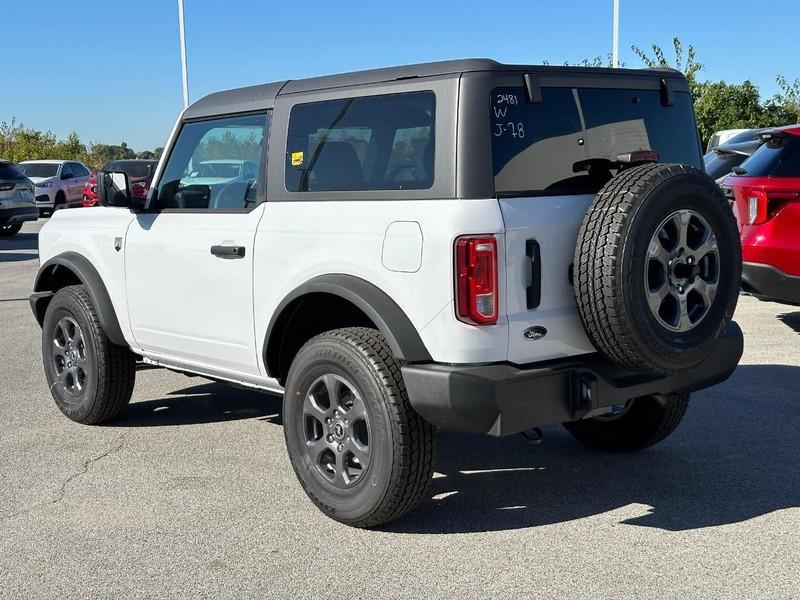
[83,159,158,207]
[182,159,258,183]
[0,160,38,236]
[728,125,800,305]
[17,160,91,215]
[706,128,751,153]
[704,128,768,184]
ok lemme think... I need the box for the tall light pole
[612,0,620,68]
[177,0,190,108]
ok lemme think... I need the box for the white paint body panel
[37,194,599,384]
[124,207,265,376]
[252,199,509,367]
[499,196,596,363]
[37,207,139,350]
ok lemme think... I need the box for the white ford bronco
[31,60,743,527]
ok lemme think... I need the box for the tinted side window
[156,113,267,210]
[70,163,87,177]
[60,163,73,178]
[740,135,800,177]
[285,91,435,192]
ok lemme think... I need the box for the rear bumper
[402,322,743,436]
[0,205,39,225]
[742,262,800,306]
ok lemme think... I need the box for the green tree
[631,37,703,87]
[768,75,800,123]
[0,119,58,162]
[693,81,767,147]
[56,131,86,161]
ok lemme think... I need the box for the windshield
[491,87,702,195]
[18,163,59,178]
[103,160,156,179]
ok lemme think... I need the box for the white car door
[124,113,269,376]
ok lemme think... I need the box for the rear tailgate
[490,78,702,364]
[500,195,595,363]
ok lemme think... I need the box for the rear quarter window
[739,134,800,177]
[285,91,435,193]
[491,86,701,196]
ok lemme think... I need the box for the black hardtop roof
[184,58,685,119]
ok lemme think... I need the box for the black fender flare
[31,251,126,346]
[263,274,432,378]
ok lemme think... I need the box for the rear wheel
[0,223,22,237]
[563,393,689,452]
[283,327,436,528]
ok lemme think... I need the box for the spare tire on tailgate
[574,163,741,376]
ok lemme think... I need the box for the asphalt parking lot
[1,219,798,599]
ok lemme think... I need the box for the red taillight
[747,190,769,225]
[739,187,799,225]
[455,235,498,325]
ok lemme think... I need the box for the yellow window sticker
[291,151,304,167]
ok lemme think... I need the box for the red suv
[727,125,800,305]
[83,159,158,206]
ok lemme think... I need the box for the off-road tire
[564,393,689,452]
[0,223,22,237]
[283,327,437,528]
[574,163,741,375]
[42,285,135,424]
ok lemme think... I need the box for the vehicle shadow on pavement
[0,232,38,251]
[777,312,800,334]
[387,364,800,534]
[114,382,282,427]
[0,252,38,263]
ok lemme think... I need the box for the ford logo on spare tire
[522,326,548,340]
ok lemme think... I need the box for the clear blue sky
[2,0,797,151]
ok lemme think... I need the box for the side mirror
[61,172,74,180]
[98,171,132,207]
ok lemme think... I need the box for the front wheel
[283,327,436,528]
[42,285,136,424]
[0,223,22,237]
[563,393,689,452]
